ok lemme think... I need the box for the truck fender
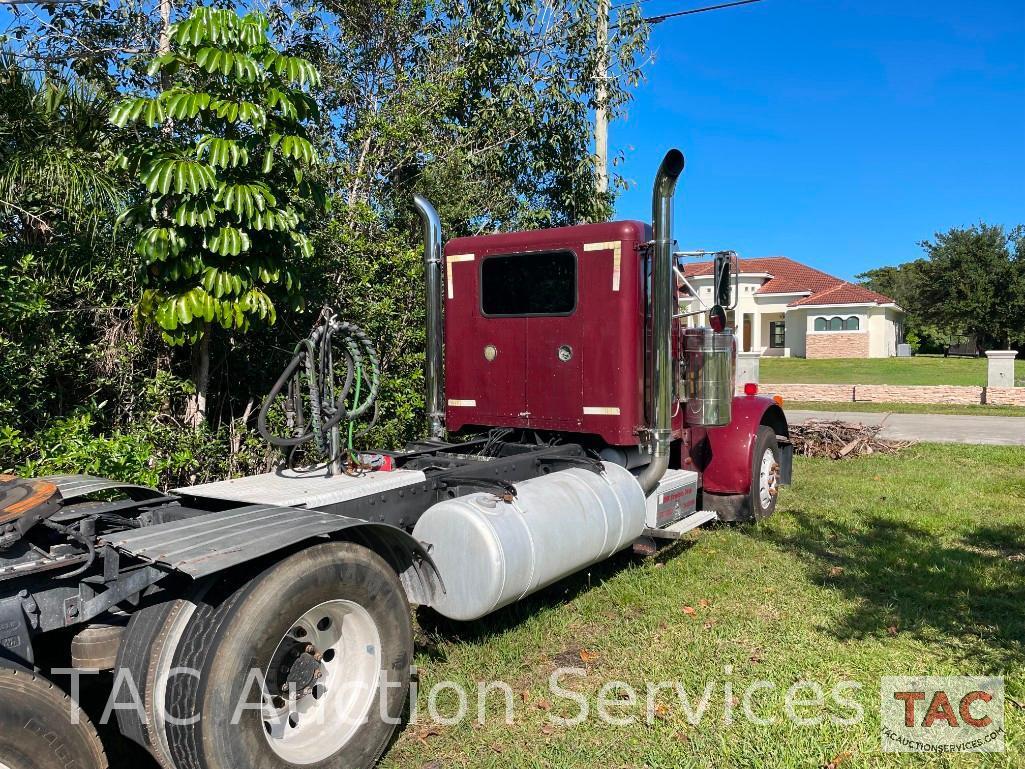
[691,395,789,495]
[102,505,444,608]
[335,522,445,607]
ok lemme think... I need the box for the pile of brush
[789,419,912,459]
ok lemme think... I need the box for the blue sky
[611,0,1025,280]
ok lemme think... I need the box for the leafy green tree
[0,54,142,433]
[0,52,125,243]
[916,223,1025,351]
[861,223,1025,353]
[856,260,944,352]
[112,7,325,424]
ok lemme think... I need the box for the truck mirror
[713,252,732,308]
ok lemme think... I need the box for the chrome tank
[682,327,735,427]
[413,463,646,621]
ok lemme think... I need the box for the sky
[611,0,1025,281]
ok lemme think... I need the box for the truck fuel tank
[413,463,646,621]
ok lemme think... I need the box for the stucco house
[680,257,904,358]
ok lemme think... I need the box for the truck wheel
[164,542,413,769]
[750,425,781,520]
[115,589,207,769]
[0,665,107,769]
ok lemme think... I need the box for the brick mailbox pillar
[986,350,1018,388]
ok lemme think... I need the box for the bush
[0,406,280,490]
[1,411,161,486]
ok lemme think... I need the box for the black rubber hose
[257,316,381,449]
[257,344,313,447]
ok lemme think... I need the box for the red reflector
[743,382,759,396]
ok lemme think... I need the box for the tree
[859,224,1025,352]
[112,7,326,425]
[915,224,1025,351]
[0,53,126,244]
[265,0,647,229]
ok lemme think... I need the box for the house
[680,257,904,358]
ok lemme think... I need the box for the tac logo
[880,676,1005,752]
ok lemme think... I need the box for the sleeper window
[481,251,576,316]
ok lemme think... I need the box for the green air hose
[347,362,362,451]
[257,309,381,461]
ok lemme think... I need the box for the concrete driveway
[787,410,1025,446]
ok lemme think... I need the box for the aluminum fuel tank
[413,462,646,621]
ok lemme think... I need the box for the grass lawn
[381,444,1024,769]
[786,400,1025,418]
[760,354,1024,387]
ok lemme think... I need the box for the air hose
[257,309,381,465]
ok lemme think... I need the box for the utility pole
[593,0,764,197]
[595,0,610,197]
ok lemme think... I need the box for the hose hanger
[257,308,381,474]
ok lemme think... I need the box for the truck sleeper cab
[442,224,790,522]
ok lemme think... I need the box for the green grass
[787,400,1025,417]
[381,444,1025,769]
[760,355,1024,387]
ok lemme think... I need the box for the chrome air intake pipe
[637,149,685,496]
[414,194,446,439]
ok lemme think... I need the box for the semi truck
[0,149,791,769]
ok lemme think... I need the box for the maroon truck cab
[445,220,665,445]
[441,217,790,516]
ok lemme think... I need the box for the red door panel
[525,316,582,430]
[469,316,527,419]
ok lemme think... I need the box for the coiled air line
[257,308,381,473]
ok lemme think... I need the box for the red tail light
[743,382,759,397]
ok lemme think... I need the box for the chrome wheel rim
[262,599,382,764]
[758,447,779,509]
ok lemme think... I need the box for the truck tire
[163,542,413,769]
[0,665,107,769]
[115,587,208,769]
[749,425,781,520]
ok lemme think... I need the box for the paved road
[787,410,1025,446]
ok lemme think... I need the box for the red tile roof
[681,256,898,308]
[787,281,897,307]
[755,277,811,295]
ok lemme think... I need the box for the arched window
[844,316,860,331]
[828,317,843,331]
[814,317,826,331]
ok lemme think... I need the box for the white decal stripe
[446,253,475,299]
[583,406,621,415]
[447,399,477,407]
[583,240,623,292]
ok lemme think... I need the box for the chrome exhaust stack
[414,194,446,439]
[637,149,685,496]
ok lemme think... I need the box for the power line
[611,0,764,25]
[646,0,763,24]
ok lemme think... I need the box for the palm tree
[0,52,125,245]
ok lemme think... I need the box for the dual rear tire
[118,541,413,769]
